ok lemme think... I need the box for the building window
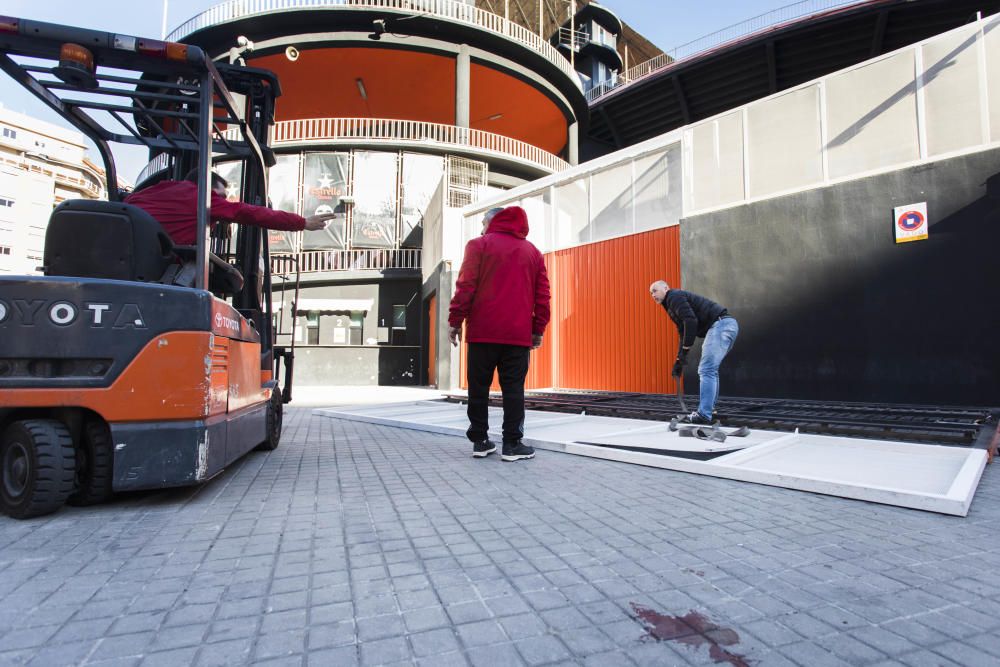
[1,128,15,139]
[306,311,320,345]
[329,311,364,345]
[0,197,13,208]
[350,312,364,345]
[391,304,406,345]
[0,246,10,255]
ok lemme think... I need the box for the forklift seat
[44,199,175,282]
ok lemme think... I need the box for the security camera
[368,19,386,41]
[228,35,255,65]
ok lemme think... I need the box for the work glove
[671,348,688,378]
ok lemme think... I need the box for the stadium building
[156,0,1000,405]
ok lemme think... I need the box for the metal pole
[570,0,576,69]
[196,71,212,291]
[538,0,543,38]
[161,0,168,39]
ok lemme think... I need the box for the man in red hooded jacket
[448,206,550,461]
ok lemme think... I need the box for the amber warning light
[54,43,97,89]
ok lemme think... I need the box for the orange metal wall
[523,253,554,390]
[427,294,437,387]
[458,227,681,394]
[547,226,682,393]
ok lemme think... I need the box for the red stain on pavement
[630,603,751,667]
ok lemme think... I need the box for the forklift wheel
[258,389,283,451]
[68,420,114,506]
[0,420,76,519]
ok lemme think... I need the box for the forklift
[0,16,298,518]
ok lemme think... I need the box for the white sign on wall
[893,202,929,244]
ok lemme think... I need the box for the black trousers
[466,342,530,444]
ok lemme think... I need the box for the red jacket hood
[485,206,528,239]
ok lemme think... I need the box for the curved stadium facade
[150,0,1000,405]
[154,0,598,386]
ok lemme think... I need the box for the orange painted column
[427,294,437,387]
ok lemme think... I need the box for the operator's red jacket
[124,180,306,245]
[449,206,550,347]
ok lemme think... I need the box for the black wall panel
[681,148,1000,406]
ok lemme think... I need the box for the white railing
[168,0,580,90]
[0,154,104,198]
[272,247,421,273]
[557,27,588,52]
[587,0,873,103]
[269,117,570,173]
[138,115,566,197]
[135,152,171,186]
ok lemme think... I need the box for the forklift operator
[125,169,334,246]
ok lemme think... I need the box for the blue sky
[1,0,797,180]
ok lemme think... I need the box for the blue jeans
[697,317,739,419]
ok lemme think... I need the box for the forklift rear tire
[0,420,76,519]
[258,389,283,451]
[68,420,114,506]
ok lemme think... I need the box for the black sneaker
[501,440,535,462]
[679,411,712,425]
[472,440,496,458]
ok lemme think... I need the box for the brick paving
[0,406,997,666]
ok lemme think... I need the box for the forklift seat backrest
[44,199,175,282]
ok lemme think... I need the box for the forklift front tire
[0,420,76,519]
[68,420,114,507]
[258,389,283,451]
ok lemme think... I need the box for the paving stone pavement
[0,407,998,666]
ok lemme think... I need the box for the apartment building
[0,106,105,275]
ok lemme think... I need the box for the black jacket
[661,289,727,348]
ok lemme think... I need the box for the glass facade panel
[923,29,984,156]
[213,161,244,244]
[519,190,553,252]
[634,145,682,232]
[214,161,243,201]
[747,85,823,198]
[353,151,398,248]
[590,162,633,241]
[267,153,301,254]
[401,153,444,248]
[554,178,590,246]
[302,152,350,249]
[689,113,744,212]
[826,51,919,179]
[986,22,1000,142]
